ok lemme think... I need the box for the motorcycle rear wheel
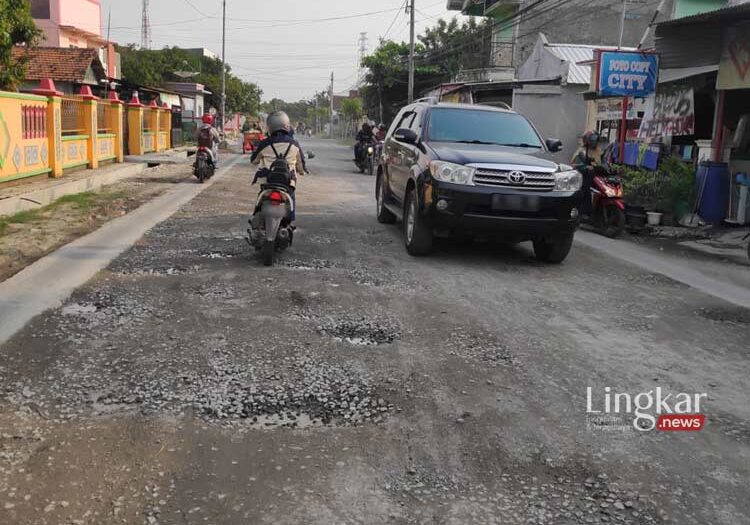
[262,240,275,266]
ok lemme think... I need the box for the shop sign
[637,86,695,139]
[717,23,750,90]
[596,98,637,121]
[597,51,659,97]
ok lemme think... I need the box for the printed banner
[637,86,695,139]
[717,23,750,90]
[598,51,659,98]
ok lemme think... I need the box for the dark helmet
[362,122,372,133]
[582,130,600,148]
[267,111,291,134]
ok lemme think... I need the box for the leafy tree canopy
[0,0,41,90]
[118,45,262,116]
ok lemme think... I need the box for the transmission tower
[141,0,152,50]
[357,32,369,85]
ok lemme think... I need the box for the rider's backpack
[197,125,214,147]
[268,142,294,186]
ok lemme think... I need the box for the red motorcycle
[582,165,626,238]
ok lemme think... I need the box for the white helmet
[267,111,291,134]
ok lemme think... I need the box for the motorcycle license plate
[491,194,540,212]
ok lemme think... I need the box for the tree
[418,17,491,79]
[360,40,438,125]
[340,98,363,127]
[117,45,262,117]
[0,0,41,90]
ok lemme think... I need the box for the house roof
[545,43,637,85]
[11,46,106,83]
[657,2,750,27]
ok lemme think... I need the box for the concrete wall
[58,0,101,36]
[514,0,665,66]
[512,84,588,163]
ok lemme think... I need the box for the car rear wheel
[533,233,574,264]
[376,175,396,224]
[404,189,433,256]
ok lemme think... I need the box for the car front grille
[473,169,556,191]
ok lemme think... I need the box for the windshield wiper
[455,140,500,145]
[499,143,543,148]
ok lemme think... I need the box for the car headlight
[554,170,582,191]
[429,161,476,185]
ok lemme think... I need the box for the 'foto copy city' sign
[597,51,659,98]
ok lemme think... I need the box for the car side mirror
[394,128,418,145]
[546,138,563,153]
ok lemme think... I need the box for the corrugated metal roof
[658,1,750,27]
[545,43,636,85]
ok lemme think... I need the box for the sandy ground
[0,140,748,525]
[0,164,194,283]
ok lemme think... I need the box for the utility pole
[329,72,334,139]
[220,0,227,132]
[408,0,416,103]
[618,0,628,48]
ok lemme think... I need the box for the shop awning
[659,65,718,84]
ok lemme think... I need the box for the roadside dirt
[0,164,193,283]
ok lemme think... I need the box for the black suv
[376,100,582,263]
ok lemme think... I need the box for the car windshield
[426,108,543,148]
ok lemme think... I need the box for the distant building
[163,82,212,127]
[30,0,120,79]
[184,48,220,61]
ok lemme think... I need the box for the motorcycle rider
[194,113,222,168]
[375,123,387,142]
[572,130,603,216]
[251,111,306,224]
[354,121,375,163]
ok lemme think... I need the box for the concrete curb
[0,163,148,218]
[0,156,242,346]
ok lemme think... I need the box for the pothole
[448,329,514,365]
[696,307,750,324]
[317,316,401,346]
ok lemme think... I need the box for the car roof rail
[414,96,438,105]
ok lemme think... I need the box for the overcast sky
[98,0,465,101]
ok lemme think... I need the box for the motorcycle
[247,159,295,267]
[355,140,376,176]
[581,165,626,238]
[194,146,215,183]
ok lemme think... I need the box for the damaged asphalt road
[0,139,748,524]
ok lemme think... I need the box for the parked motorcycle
[247,147,296,266]
[355,140,376,176]
[194,146,215,183]
[581,165,626,238]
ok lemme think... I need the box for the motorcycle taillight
[269,191,284,204]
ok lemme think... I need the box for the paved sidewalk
[576,230,750,309]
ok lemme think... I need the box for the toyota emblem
[508,171,527,184]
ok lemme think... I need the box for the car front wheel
[404,189,433,256]
[533,233,574,263]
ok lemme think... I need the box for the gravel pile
[6,335,394,428]
[448,329,514,365]
[386,470,660,524]
[317,316,401,346]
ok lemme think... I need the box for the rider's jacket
[251,130,306,179]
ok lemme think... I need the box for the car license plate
[492,194,540,212]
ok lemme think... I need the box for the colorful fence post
[33,79,63,178]
[148,100,160,152]
[127,93,144,156]
[80,85,98,170]
[160,102,171,151]
[108,91,124,163]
